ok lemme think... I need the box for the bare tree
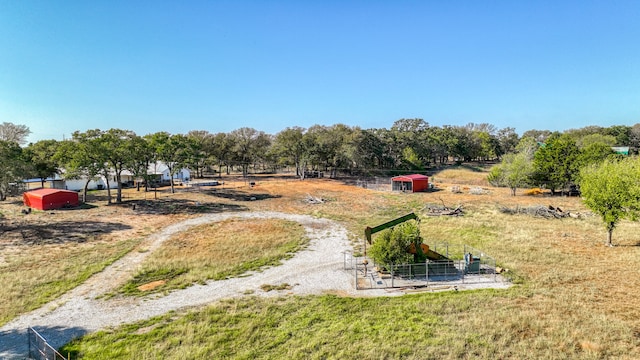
[0,122,31,145]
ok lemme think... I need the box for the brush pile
[422,204,464,216]
[500,205,585,219]
[303,194,325,204]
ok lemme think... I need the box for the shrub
[369,221,423,265]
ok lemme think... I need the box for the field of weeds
[3,166,640,358]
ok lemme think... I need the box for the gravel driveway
[0,211,391,358]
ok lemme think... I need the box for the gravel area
[0,211,390,358]
[0,211,510,358]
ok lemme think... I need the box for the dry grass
[5,168,640,358]
[430,164,492,186]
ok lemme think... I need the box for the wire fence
[28,327,67,360]
[344,243,498,290]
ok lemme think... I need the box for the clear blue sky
[1,1,639,143]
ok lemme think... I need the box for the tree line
[1,120,640,205]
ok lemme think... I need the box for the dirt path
[0,211,389,358]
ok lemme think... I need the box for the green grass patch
[61,289,638,359]
[117,219,308,296]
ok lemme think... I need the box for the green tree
[496,127,520,156]
[186,130,214,178]
[272,127,307,178]
[229,127,271,178]
[148,132,195,193]
[488,152,534,196]
[62,130,111,203]
[578,142,617,167]
[604,125,631,146]
[127,135,154,191]
[369,221,422,265]
[25,140,61,188]
[102,129,139,203]
[576,133,616,149]
[579,157,640,246]
[211,132,234,176]
[532,133,581,194]
[0,140,27,201]
[401,147,424,170]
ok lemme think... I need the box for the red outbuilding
[391,174,429,193]
[23,189,79,210]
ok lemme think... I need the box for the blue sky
[1,1,639,143]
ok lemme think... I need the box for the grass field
[3,167,640,359]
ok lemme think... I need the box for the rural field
[2,165,640,359]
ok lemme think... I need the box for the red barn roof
[391,174,429,193]
[391,174,429,181]
[23,189,79,210]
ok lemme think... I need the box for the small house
[23,189,79,210]
[391,174,429,193]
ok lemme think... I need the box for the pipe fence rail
[344,243,498,290]
[28,327,67,360]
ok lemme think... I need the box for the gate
[28,327,67,360]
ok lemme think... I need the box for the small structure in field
[23,188,79,210]
[391,174,429,193]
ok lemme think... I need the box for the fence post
[391,264,394,288]
[409,263,412,280]
[426,261,429,286]
[355,260,359,290]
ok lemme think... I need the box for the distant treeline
[0,120,638,201]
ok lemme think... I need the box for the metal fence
[28,327,67,360]
[344,243,497,290]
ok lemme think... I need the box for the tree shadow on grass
[122,198,248,215]
[0,325,88,359]
[0,220,132,246]
[203,189,282,202]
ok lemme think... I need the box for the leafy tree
[532,133,581,193]
[272,127,307,178]
[0,122,31,145]
[25,140,61,188]
[62,130,111,203]
[229,127,271,178]
[186,130,216,178]
[346,128,383,172]
[579,157,640,246]
[629,123,640,153]
[392,119,430,166]
[522,129,552,143]
[578,142,617,167]
[211,132,234,176]
[496,127,519,156]
[369,221,422,265]
[401,147,423,170]
[488,152,534,196]
[515,136,539,158]
[102,129,139,203]
[0,140,27,201]
[576,133,616,149]
[148,132,195,193]
[127,135,154,191]
[604,125,631,146]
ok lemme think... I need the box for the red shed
[391,174,429,193]
[23,189,79,210]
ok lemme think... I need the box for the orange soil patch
[137,280,166,292]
